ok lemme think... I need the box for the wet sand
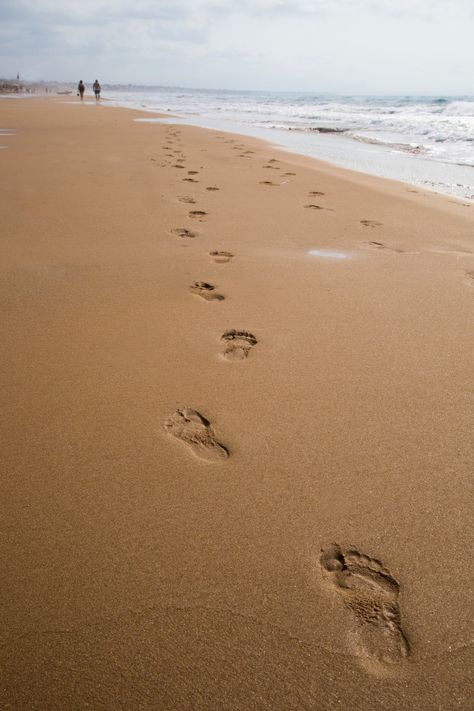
[0,97,473,710]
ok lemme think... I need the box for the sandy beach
[0,96,472,709]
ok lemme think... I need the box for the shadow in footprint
[309,191,325,196]
[164,408,229,462]
[190,282,224,301]
[221,330,257,361]
[363,241,405,254]
[320,544,409,669]
[188,170,199,175]
[210,250,234,263]
[183,178,199,183]
[206,186,220,191]
[189,210,207,219]
[361,220,383,228]
[173,228,196,239]
[173,227,197,239]
[260,181,276,186]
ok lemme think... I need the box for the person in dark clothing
[77,80,85,100]
[92,80,101,101]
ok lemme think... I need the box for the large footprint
[320,544,409,667]
[190,282,225,301]
[164,408,229,462]
[221,330,257,360]
[210,250,234,263]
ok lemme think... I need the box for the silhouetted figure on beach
[93,80,101,101]
[77,80,85,101]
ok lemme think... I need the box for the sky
[1,0,473,94]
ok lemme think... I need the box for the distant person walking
[77,80,85,101]
[93,79,101,101]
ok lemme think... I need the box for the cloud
[0,0,473,91]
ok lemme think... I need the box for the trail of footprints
[162,129,419,672]
[165,129,256,470]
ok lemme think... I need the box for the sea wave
[106,86,474,171]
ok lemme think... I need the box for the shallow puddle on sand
[307,249,350,260]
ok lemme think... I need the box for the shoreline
[1,97,472,710]
[105,90,474,202]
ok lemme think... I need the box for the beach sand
[0,97,472,710]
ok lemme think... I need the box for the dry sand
[0,97,473,710]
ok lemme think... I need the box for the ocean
[105,86,474,200]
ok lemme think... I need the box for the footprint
[260,181,276,186]
[263,165,280,170]
[465,270,474,284]
[183,178,199,183]
[285,172,296,176]
[268,159,279,164]
[210,250,234,263]
[206,186,220,191]
[221,330,257,361]
[189,210,207,219]
[320,544,409,667]
[190,282,224,301]
[164,408,229,462]
[178,196,196,204]
[188,171,199,175]
[173,228,196,238]
[304,204,324,210]
[362,241,404,254]
[365,240,386,249]
[173,164,185,169]
[309,191,325,196]
[361,220,383,228]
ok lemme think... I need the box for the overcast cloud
[1,0,473,93]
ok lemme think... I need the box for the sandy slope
[0,97,472,710]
